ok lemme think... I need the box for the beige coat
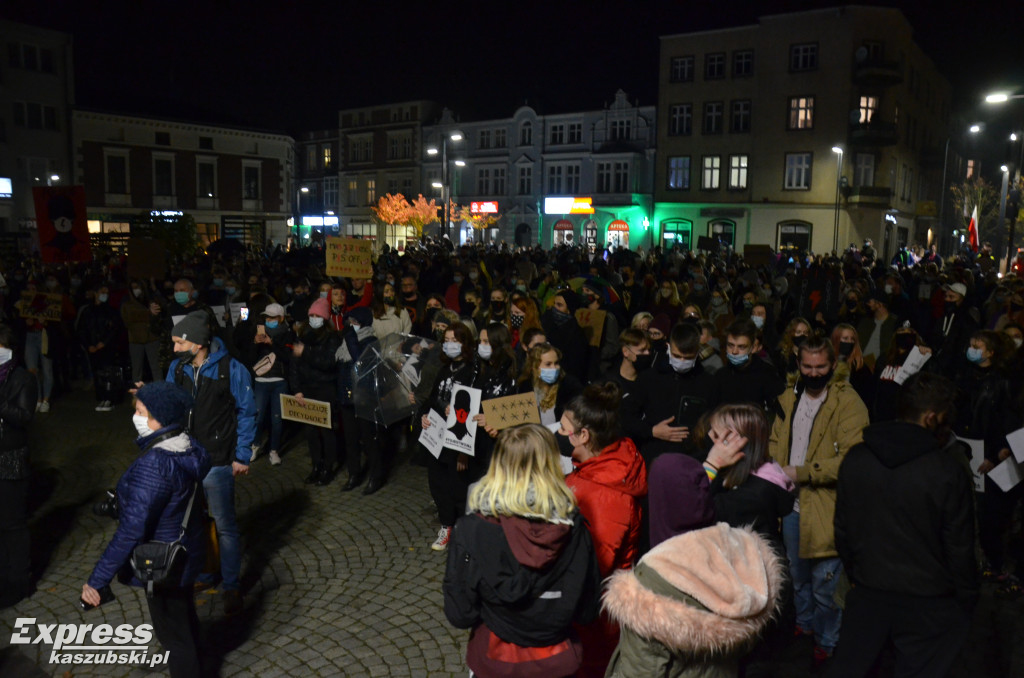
[769,378,868,559]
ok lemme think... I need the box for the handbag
[253,351,276,376]
[130,482,199,597]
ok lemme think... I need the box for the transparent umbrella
[352,333,438,425]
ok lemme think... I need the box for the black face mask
[793,335,808,348]
[174,349,195,363]
[510,314,524,329]
[838,341,856,358]
[650,338,668,354]
[632,352,654,372]
[403,291,416,300]
[462,302,476,318]
[549,309,572,326]
[491,301,506,314]
[802,369,833,391]
[845,299,858,310]
[895,333,917,350]
[944,301,957,314]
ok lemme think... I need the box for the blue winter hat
[345,306,373,328]
[136,382,194,429]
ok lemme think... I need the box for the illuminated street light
[970,124,982,133]
[831,146,844,253]
[454,160,466,167]
[987,93,1010,104]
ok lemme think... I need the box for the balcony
[849,120,898,147]
[845,185,893,208]
[852,58,903,88]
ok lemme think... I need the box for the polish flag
[967,205,979,253]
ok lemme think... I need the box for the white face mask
[0,347,12,365]
[443,341,463,358]
[669,354,696,373]
[308,316,325,329]
[478,344,493,360]
[133,414,152,437]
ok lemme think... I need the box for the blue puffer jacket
[88,427,211,590]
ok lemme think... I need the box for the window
[790,43,818,71]
[733,50,754,77]
[365,178,376,205]
[731,100,751,133]
[388,136,400,159]
[703,102,723,134]
[566,165,581,193]
[858,96,878,123]
[670,56,694,82]
[568,123,582,143]
[199,136,214,150]
[197,161,216,197]
[21,44,38,70]
[518,166,532,194]
[519,121,532,145]
[613,162,629,193]
[549,124,565,145]
[477,168,491,194]
[778,221,812,251]
[901,165,914,202]
[402,136,412,159]
[324,176,339,208]
[728,155,748,189]
[705,53,726,80]
[864,41,884,60]
[479,130,492,149]
[547,165,564,193]
[43,106,56,131]
[243,165,261,200]
[710,220,736,246]
[788,96,814,130]
[155,132,170,146]
[784,153,812,190]
[323,146,332,168]
[966,159,975,180]
[494,129,507,148]
[402,177,412,194]
[667,157,690,190]
[702,156,721,190]
[12,103,25,127]
[854,153,874,187]
[153,158,174,196]
[669,104,692,136]
[347,179,359,206]
[306,146,317,171]
[610,119,631,141]
[662,219,692,248]
[40,48,54,73]
[596,162,612,193]
[493,168,506,195]
[387,177,398,194]
[13,102,57,130]
[106,153,128,194]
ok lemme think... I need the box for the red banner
[33,186,92,263]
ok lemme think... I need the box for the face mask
[468,271,479,281]
[751,315,765,329]
[265,320,279,330]
[174,291,190,305]
[539,367,560,384]
[661,289,672,298]
[192,290,199,300]
[669,355,696,373]
[846,299,858,310]
[133,414,152,436]
[453,275,463,284]
[443,341,463,358]
[132,288,142,298]
[98,293,109,303]
[801,370,833,391]
[491,301,506,314]
[711,297,725,307]
[226,287,236,296]
[349,323,361,331]
[285,286,294,295]
[727,352,750,366]
[793,334,808,348]
[883,284,893,295]
[693,284,704,292]
[838,341,856,358]
[742,300,754,310]
[403,290,417,299]
[308,316,325,329]
[549,309,572,326]
[478,344,493,360]
[1013,337,1023,349]
[462,302,476,317]
[516,285,527,293]
[320,291,329,299]
[0,348,12,365]
[386,278,396,286]
[632,352,653,372]
[383,295,395,305]
[966,346,984,364]
[173,348,196,363]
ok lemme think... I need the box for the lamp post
[999,164,1011,265]
[427,131,463,241]
[938,125,982,256]
[831,146,844,254]
[295,185,309,242]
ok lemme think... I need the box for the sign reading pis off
[326,237,373,278]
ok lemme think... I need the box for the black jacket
[541,309,589,384]
[288,325,342,401]
[715,356,784,411]
[712,473,794,554]
[0,366,37,480]
[443,511,601,647]
[77,302,121,348]
[835,421,978,604]
[954,363,1016,461]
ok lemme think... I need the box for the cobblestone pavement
[2,386,1024,677]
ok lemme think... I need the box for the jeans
[129,341,162,384]
[0,479,31,601]
[783,511,843,651]
[24,331,53,400]
[253,380,288,452]
[199,464,241,591]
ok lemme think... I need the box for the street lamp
[426,130,464,240]
[831,146,844,253]
[938,125,983,256]
[295,185,309,239]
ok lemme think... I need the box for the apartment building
[655,6,950,260]
[296,128,340,240]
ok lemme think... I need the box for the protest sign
[33,185,92,263]
[575,308,606,347]
[481,392,541,431]
[443,386,482,455]
[418,409,447,459]
[326,237,373,278]
[18,292,63,322]
[280,394,332,429]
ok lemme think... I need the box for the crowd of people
[0,233,1021,676]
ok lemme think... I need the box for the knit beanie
[345,306,373,328]
[308,297,331,318]
[136,381,194,429]
[651,313,672,338]
[556,290,582,315]
[171,311,211,347]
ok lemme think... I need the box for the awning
[554,219,573,231]
[608,220,629,232]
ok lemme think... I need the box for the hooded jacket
[647,453,715,549]
[835,421,978,603]
[603,524,785,678]
[88,428,211,590]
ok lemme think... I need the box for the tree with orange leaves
[454,202,502,231]
[371,193,410,246]
[404,194,441,238]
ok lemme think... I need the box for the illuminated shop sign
[544,196,594,215]
[470,201,499,214]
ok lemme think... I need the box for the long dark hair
[441,322,476,365]
[482,322,517,380]
[371,281,398,320]
[563,381,622,453]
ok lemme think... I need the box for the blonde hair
[519,342,561,410]
[468,425,577,523]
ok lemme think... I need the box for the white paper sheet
[171,314,186,327]
[893,346,930,385]
[418,409,447,459]
[211,305,228,328]
[959,437,986,493]
[1007,427,1024,464]
[989,457,1024,493]
[229,303,245,324]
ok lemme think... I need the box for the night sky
[4,0,1022,141]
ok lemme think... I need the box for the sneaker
[97,401,113,412]
[250,443,261,463]
[431,526,452,551]
[38,401,50,413]
[813,646,833,668]
[268,450,281,466]
[35,402,41,412]
[224,589,243,616]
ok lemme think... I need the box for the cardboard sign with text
[575,308,606,347]
[326,237,373,278]
[481,392,542,431]
[279,394,333,429]
[18,292,63,322]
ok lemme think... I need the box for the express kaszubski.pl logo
[10,618,169,667]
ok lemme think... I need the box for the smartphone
[676,395,707,430]
[79,585,115,611]
[239,307,249,321]
[256,324,266,336]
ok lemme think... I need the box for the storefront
[607,219,629,249]
[661,218,692,249]
[582,219,598,251]
[553,219,575,246]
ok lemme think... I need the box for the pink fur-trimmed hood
[602,523,785,655]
